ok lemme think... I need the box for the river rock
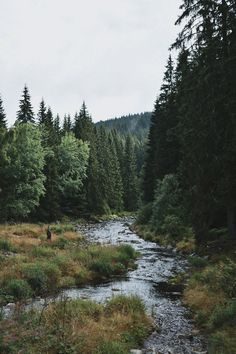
[130,350,143,354]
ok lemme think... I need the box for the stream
[68,218,206,354]
[3,218,207,353]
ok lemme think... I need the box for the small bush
[136,203,153,225]
[209,301,236,329]
[4,279,32,300]
[90,260,113,277]
[22,263,47,294]
[42,262,61,289]
[188,256,208,268]
[118,245,136,259]
[53,237,70,249]
[161,214,184,238]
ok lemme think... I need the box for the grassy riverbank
[0,223,137,304]
[184,249,236,353]
[133,223,196,253]
[134,221,236,354]
[0,295,153,354]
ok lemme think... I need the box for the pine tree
[16,85,35,124]
[108,134,124,211]
[36,107,60,220]
[53,114,61,145]
[142,56,179,203]
[37,99,47,125]
[124,136,138,211]
[73,102,93,141]
[0,96,7,129]
[63,114,72,134]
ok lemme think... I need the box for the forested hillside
[96,112,151,140]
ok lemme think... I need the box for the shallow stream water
[3,218,207,354]
[65,218,206,354]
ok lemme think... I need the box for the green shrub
[150,174,184,234]
[42,262,61,288]
[188,256,208,268]
[22,263,47,294]
[136,203,153,225]
[118,245,136,259]
[22,262,61,294]
[90,260,113,277]
[161,214,184,238]
[54,237,70,249]
[209,301,236,329]
[4,279,32,300]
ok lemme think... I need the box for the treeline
[96,112,151,140]
[0,88,140,222]
[141,0,236,243]
[97,112,151,175]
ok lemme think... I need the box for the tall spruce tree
[124,136,138,211]
[63,114,72,134]
[16,85,35,124]
[142,56,179,203]
[37,99,47,125]
[73,102,93,141]
[36,107,60,220]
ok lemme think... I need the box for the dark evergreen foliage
[142,0,236,242]
[16,86,35,124]
[0,96,7,129]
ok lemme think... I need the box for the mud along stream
[4,219,206,353]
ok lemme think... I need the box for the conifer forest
[0,1,236,353]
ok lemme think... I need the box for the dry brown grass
[0,223,137,302]
[0,296,152,354]
[184,284,225,315]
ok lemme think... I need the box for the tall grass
[0,223,137,302]
[0,296,152,354]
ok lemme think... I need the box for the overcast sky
[0,0,181,125]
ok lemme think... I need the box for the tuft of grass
[0,296,152,354]
[0,239,14,252]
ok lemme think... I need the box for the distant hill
[96,112,151,140]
